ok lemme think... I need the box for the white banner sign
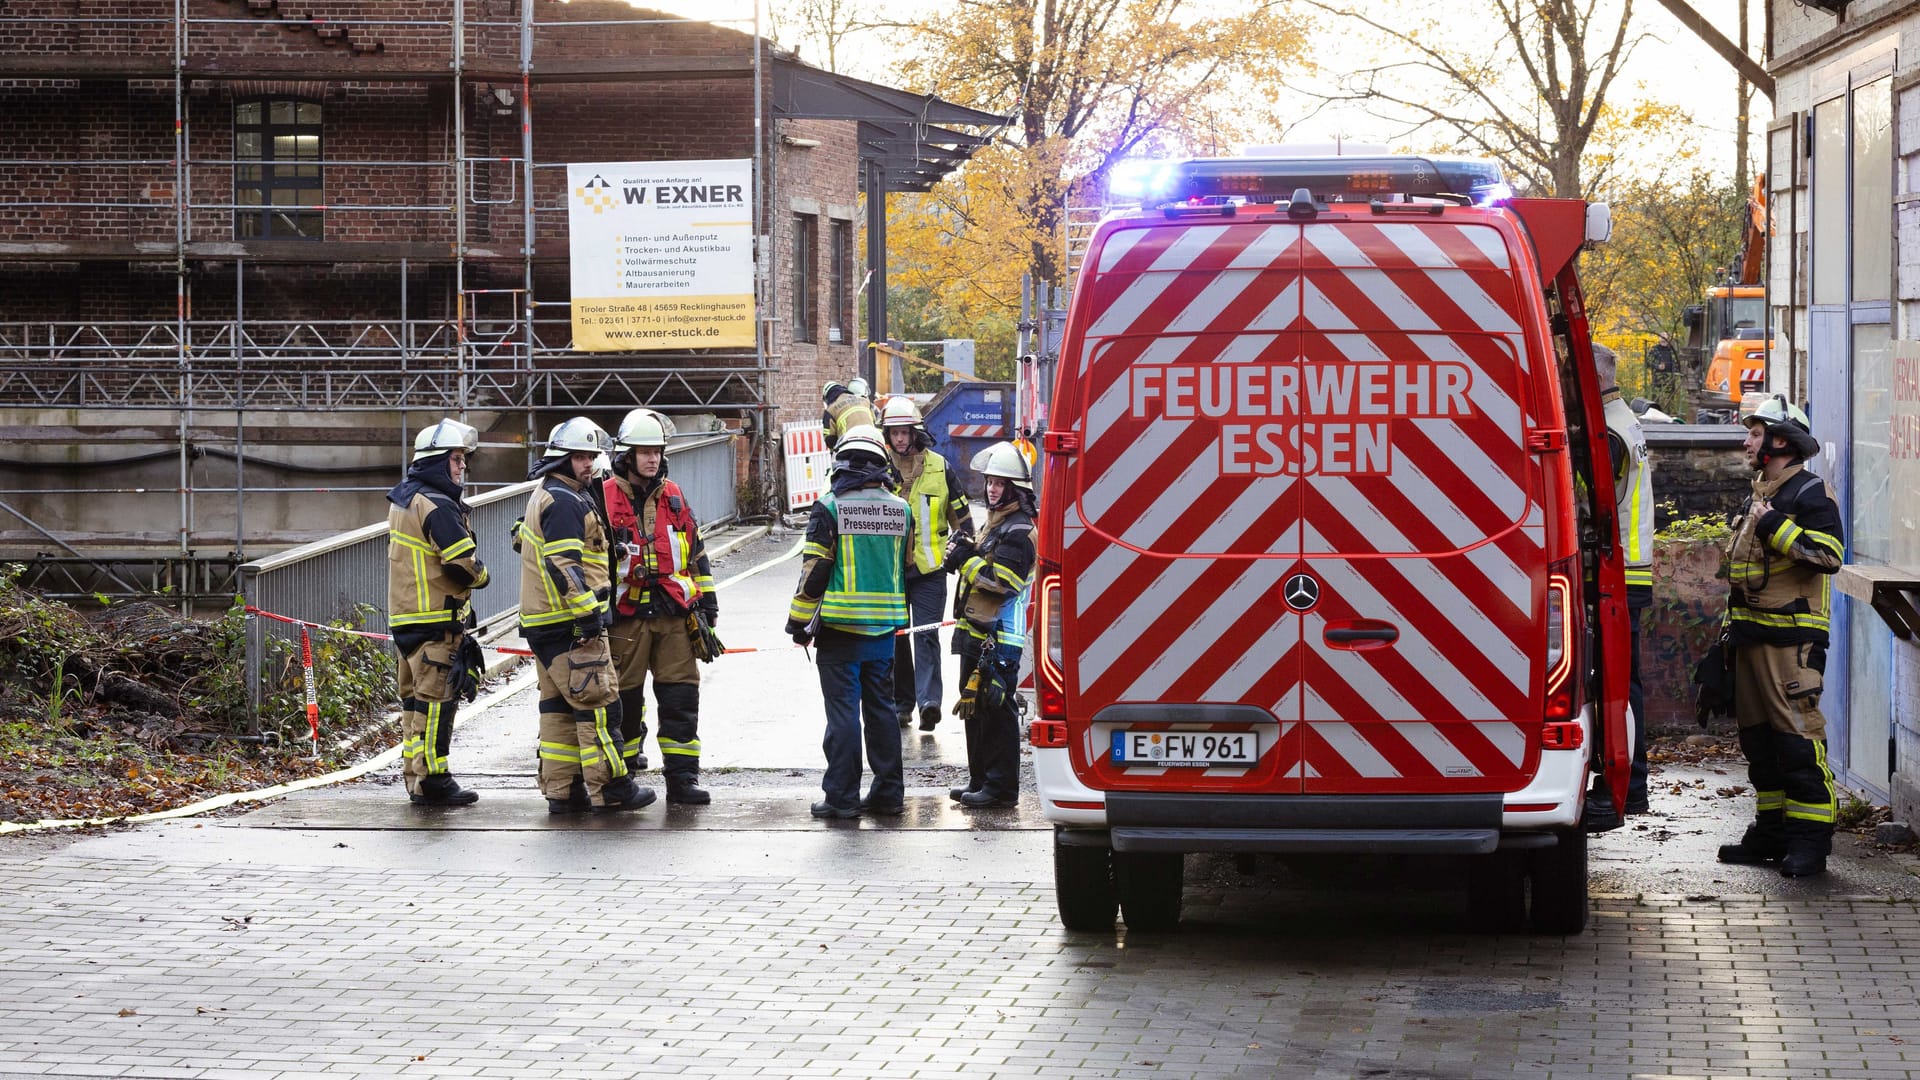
[566,159,754,351]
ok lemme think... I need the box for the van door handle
[1323,620,1399,649]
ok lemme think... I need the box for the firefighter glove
[953,669,982,720]
[686,608,725,664]
[449,634,488,703]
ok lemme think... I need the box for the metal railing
[240,432,737,725]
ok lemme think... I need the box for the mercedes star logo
[1283,573,1320,612]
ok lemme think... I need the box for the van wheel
[1114,851,1184,932]
[1528,827,1590,935]
[1053,837,1117,932]
[1467,850,1527,933]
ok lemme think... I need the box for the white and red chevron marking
[1058,210,1552,795]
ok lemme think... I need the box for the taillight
[1543,558,1579,724]
[1043,575,1063,673]
[1035,564,1067,720]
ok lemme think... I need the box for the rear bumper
[1035,739,1591,840]
[1112,826,1499,855]
[1079,792,1512,855]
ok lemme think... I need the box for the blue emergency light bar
[1111,155,1512,207]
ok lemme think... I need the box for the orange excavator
[1683,180,1770,423]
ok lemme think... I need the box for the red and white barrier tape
[242,604,958,657]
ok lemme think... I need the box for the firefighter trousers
[1735,641,1836,839]
[529,636,629,807]
[892,572,947,718]
[609,614,701,778]
[957,653,1020,800]
[395,635,461,797]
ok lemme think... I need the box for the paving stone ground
[3,848,1920,1080]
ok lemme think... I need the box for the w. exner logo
[574,174,616,214]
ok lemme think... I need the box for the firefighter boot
[1718,809,1788,865]
[666,768,711,805]
[1582,781,1624,833]
[412,772,479,807]
[594,774,658,813]
[1779,818,1832,878]
[547,774,591,816]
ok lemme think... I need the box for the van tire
[1466,850,1527,933]
[1114,851,1184,932]
[1054,839,1117,932]
[1527,827,1590,935]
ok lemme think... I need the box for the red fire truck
[1028,155,1633,935]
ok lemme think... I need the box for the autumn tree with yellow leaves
[1292,0,1686,199]
[881,0,1311,374]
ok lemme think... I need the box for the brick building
[0,0,997,597]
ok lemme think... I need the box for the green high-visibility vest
[819,488,909,635]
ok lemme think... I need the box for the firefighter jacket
[385,458,488,652]
[1603,391,1654,608]
[889,446,972,577]
[953,502,1035,652]
[821,391,875,450]
[786,481,910,637]
[602,473,716,620]
[517,471,614,646]
[1725,463,1844,648]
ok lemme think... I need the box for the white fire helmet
[614,408,674,450]
[879,396,923,428]
[848,376,871,399]
[542,416,612,458]
[971,441,1034,492]
[412,418,480,462]
[833,423,889,466]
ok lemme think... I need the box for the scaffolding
[0,0,775,600]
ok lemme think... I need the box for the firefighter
[602,408,719,805]
[1585,343,1654,831]
[879,396,974,730]
[1716,396,1844,877]
[945,441,1037,809]
[386,418,489,807]
[785,424,911,818]
[517,416,656,815]
[821,379,875,451]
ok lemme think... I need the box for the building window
[828,219,852,344]
[235,98,323,239]
[793,214,817,343]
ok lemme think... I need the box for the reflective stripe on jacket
[956,504,1035,651]
[822,394,874,449]
[892,449,970,576]
[787,487,909,636]
[603,475,712,617]
[387,491,486,632]
[1725,464,1844,646]
[517,474,613,639]
[1604,393,1654,602]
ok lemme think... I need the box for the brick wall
[769,117,861,445]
